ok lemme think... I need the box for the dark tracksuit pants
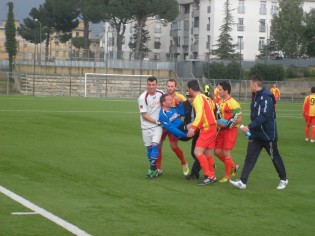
[240,139,287,184]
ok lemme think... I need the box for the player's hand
[187,127,195,137]
[174,97,181,105]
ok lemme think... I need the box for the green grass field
[0,96,314,236]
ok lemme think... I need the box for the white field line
[11,212,38,215]
[0,185,92,236]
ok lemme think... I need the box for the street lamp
[34,19,42,64]
[32,23,37,96]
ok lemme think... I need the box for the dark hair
[160,93,170,105]
[218,80,231,94]
[167,78,177,86]
[147,76,157,83]
[187,80,200,92]
[312,87,315,93]
[250,74,263,87]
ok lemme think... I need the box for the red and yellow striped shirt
[191,93,216,131]
[303,94,315,117]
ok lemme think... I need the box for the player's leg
[304,116,311,141]
[310,117,315,142]
[239,139,263,185]
[156,130,167,172]
[168,133,189,176]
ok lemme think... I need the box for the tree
[18,0,79,61]
[5,2,17,74]
[211,0,238,60]
[100,0,134,59]
[77,0,108,54]
[130,0,178,59]
[128,24,150,59]
[270,0,304,58]
[303,8,315,57]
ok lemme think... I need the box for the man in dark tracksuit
[229,74,288,190]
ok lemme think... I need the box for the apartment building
[173,0,315,61]
[99,0,315,61]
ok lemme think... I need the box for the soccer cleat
[305,138,309,142]
[147,169,159,178]
[157,169,163,177]
[219,176,230,183]
[182,163,190,176]
[229,179,246,189]
[186,174,199,180]
[311,140,315,143]
[198,177,217,186]
[277,179,288,190]
[231,164,240,177]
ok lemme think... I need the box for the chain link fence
[0,71,314,102]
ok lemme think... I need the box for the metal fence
[1,71,314,103]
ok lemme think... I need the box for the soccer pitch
[0,96,314,236]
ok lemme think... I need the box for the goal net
[84,73,152,98]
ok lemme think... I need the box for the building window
[206,35,211,49]
[184,4,190,14]
[238,36,244,50]
[260,1,267,15]
[76,32,79,37]
[154,23,161,34]
[207,5,211,13]
[207,17,210,31]
[271,2,278,15]
[259,19,266,32]
[238,0,245,14]
[154,37,161,49]
[259,37,265,50]
[238,18,244,31]
[194,17,199,28]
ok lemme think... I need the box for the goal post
[84,73,152,98]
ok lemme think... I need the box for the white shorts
[142,126,163,147]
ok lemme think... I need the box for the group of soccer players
[138,76,242,186]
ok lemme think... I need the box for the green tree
[5,2,17,74]
[303,8,315,57]
[18,0,79,61]
[128,24,150,59]
[101,0,134,59]
[129,0,178,59]
[270,0,304,58]
[77,0,108,54]
[211,0,238,60]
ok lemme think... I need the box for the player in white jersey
[138,76,164,178]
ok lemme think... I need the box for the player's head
[218,80,231,95]
[311,87,315,93]
[147,76,157,94]
[273,83,277,88]
[187,80,200,97]
[166,79,177,95]
[250,74,263,92]
[160,94,172,109]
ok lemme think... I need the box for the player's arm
[159,112,187,138]
[141,112,160,124]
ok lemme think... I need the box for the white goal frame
[84,73,152,98]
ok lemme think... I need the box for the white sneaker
[305,138,309,142]
[311,140,315,143]
[182,163,189,176]
[277,179,288,190]
[229,179,246,189]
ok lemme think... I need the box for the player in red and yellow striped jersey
[214,81,241,183]
[270,83,281,101]
[187,80,217,185]
[214,84,221,104]
[156,79,189,176]
[302,87,315,142]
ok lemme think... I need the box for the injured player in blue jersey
[158,94,192,141]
